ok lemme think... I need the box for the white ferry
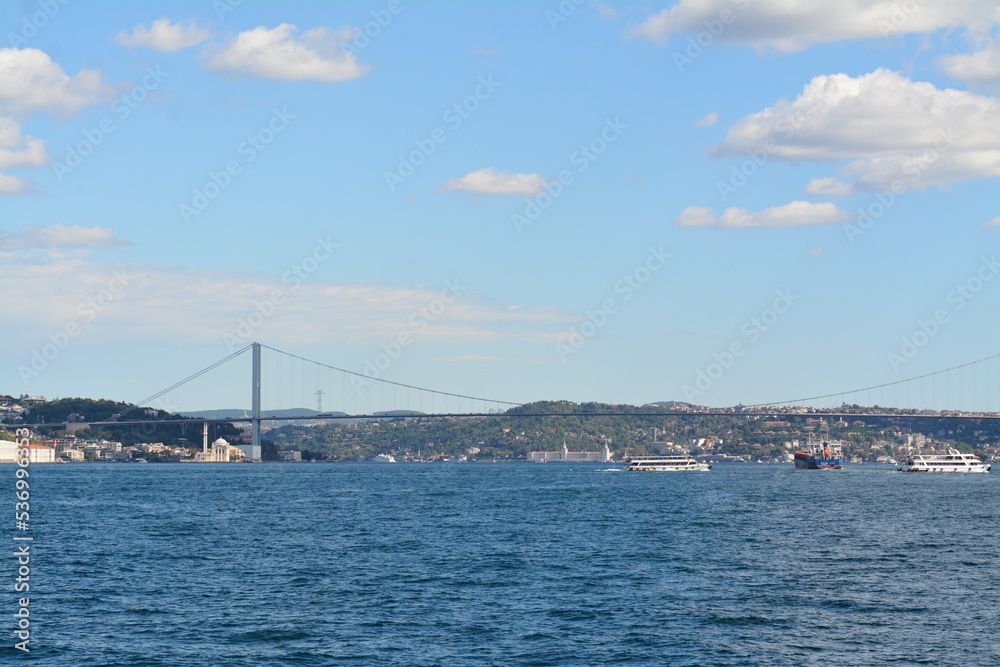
[897,449,991,473]
[372,454,396,463]
[624,455,711,471]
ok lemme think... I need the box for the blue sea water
[3,462,999,666]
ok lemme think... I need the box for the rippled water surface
[3,462,999,665]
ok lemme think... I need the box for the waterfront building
[528,441,612,462]
[212,438,230,462]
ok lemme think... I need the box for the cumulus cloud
[980,216,1000,228]
[674,201,852,228]
[0,48,120,117]
[0,173,35,196]
[438,168,549,196]
[113,17,212,52]
[627,0,1000,52]
[695,112,719,127]
[204,24,369,82]
[713,69,1000,190]
[940,42,1000,84]
[805,177,855,197]
[0,117,49,168]
[1,224,133,252]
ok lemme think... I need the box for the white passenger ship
[624,455,711,471]
[897,449,991,473]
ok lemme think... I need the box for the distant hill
[645,401,696,408]
[180,408,347,419]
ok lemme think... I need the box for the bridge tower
[252,342,261,456]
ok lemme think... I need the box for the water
[3,463,998,666]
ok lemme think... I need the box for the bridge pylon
[251,342,261,457]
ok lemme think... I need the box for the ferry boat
[624,455,710,471]
[897,449,991,473]
[372,454,396,463]
[793,439,844,469]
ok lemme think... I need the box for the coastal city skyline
[3,1,1000,412]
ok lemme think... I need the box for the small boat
[624,455,710,471]
[897,449,991,473]
[793,438,844,469]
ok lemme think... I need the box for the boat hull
[625,464,712,471]
[898,464,990,473]
[793,457,843,469]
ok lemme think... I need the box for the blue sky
[2,0,1000,413]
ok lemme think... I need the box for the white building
[0,441,55,463]
[0,439,16,463]
[279,450,302,462]
[212,438,230,462]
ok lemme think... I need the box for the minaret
[202,422,209,455]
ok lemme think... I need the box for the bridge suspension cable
[746,352,1000,408]
[260,344,522,408]
[109,344,252,421]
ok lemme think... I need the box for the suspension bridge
[12,343,1000,451]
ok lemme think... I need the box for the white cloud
[0,48,120,117]
[0,255,574,347]
[438,168,549,196]
[1,224,133,252]
[695,112,719,127]
[980,216,1000,228]
[940,42,1000,84]
[204,24,369,83]
[714,69,1000,190]
[0,117,49,168]
[628,0,1000,52]
[0,173,35,196]
[805,177,855,197]
[674,201,852,228]
[113,17,212,52]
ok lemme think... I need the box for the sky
[2,0,1000,414]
